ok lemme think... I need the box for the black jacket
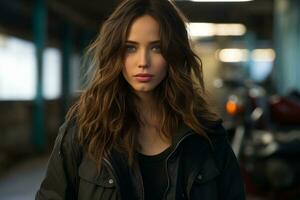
[36,120,245,200]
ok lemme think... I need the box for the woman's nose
[138,50,149,68]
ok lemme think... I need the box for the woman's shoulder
[200,117,224,131]
[183,119,232,163]
[198,118,228,143]
[56,118,81,153]
[179,120,232,177]
[200,119,238,170]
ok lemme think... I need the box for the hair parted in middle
[67,0,219,169]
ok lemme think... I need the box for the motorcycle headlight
[226,95,244,116]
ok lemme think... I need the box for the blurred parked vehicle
[217,78,300,200]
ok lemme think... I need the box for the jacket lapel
[109,149,136,200]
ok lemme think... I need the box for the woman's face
[122,15,167,95]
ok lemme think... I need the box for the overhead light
[215,24,246,36]
[187,0,253,2]
[218,48,249,62]
[186,23,246,37]
[217,48,276,63]
[187,23,215,37]
[251,49,276,62]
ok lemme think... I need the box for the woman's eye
[125,45,136,53]
[151,45,161,53]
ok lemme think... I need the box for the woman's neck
[135,91,171,155]
[135,91,157,125]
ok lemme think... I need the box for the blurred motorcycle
[217,78,300,200]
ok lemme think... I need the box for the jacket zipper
[163,131,193,200]
[103,158,122,200]
[104,157,145,200]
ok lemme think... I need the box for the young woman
[36,0,245,199]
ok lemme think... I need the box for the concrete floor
[0,156,48,200]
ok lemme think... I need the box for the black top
[138,147,172,200]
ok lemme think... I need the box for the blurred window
[250,49,275,82]
[0,34,61,100]
[250,61,273,82]
[70,53,81,95]
[43,48,62,99]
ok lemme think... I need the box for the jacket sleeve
[35,121,80,200]
[215,126,246,200]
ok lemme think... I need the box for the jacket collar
[171,119,223,149]
[171,122,194,147]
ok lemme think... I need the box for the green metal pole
[273,0,300,94]
[61,23,72,118]
[79,31,92,88]
[244,31,256,79]
[32,0,46,150]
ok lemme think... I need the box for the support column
[273,0,300,94]
[32,0,46,150]
[244,31,256,78]
[61,23,72,118]
[79,31,93,88]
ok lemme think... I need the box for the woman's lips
[134,74,153,82]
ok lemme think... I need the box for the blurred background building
[0,0,299,199]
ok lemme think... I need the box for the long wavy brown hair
[66,0,219,168]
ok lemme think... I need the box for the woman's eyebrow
[125,40,161,44]
[149,40,160,44]
[125,40,138,45]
